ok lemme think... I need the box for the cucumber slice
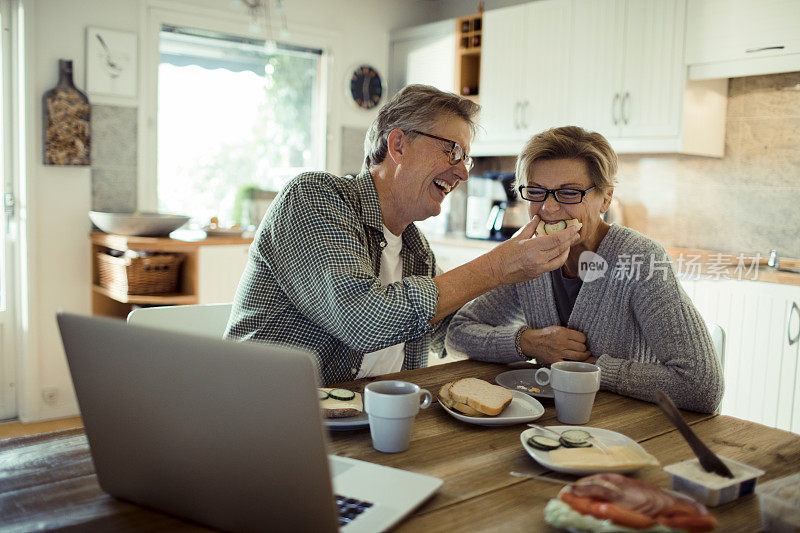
[544,220,568,234]
[318,389,329,401]
[527,436,561,451]
[560,430,592,443]
[559,436,593,448]
[328,388,355,401]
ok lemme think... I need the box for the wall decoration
[348,64,383,110]
[86,27,137,98]
[42,59,90,166]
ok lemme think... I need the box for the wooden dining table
[2,360,799,532]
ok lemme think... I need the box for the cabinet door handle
[746,45,785,53]
[789,302,800,346]
[611,93,620,125]
[513,102,520,130]
[622,92,630,125]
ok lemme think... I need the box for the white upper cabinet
[570,0,685,140]
[478,3,527,148]
[686,0,800,80]
[568,0,625,136]
[474,0,571,156]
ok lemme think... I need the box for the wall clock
[348,64,383,110]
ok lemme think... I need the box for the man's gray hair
[363,84,480,170]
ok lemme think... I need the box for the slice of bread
[448,378,514,416]
[439,382,485,417]
[320,389,363,418]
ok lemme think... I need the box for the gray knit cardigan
[446,225,724,413]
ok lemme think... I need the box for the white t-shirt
[357,226,406,378]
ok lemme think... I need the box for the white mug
[535,362,601,424]
[364,381,432,453]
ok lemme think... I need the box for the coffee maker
[465,172,529,240]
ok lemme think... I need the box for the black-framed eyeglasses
[518,185,597,204]
[409,130,473,171]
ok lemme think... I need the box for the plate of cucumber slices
[520,426,655,475]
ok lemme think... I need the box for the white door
[477,4,526,145]
[568,0,625,137]
[518,0,572,136]
[619,0,685,138]
[0,0,18,420]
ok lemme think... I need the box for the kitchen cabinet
[454,12,482,99]
[686,0,800,80]
[90,233,251,319]
[389,20,455,96]
[472,0,727,157]
[568,0,726,156]
[475,0,571,155]
[681,277,800,434]
[570,0,684,138]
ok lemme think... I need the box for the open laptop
[57,312,442,532]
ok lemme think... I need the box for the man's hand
[488,216,579,286]
[520,326,594,365]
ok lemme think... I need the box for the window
[157,26,324,227]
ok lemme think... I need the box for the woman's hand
[488,216,579,286]
[520,326,595,365]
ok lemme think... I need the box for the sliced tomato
[587,501,657,530]
[657,513,718,533]
[560,491,594,515]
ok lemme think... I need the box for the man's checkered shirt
[224,169,450,385]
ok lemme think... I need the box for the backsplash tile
[615,72,800,259]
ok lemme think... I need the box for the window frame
[140,2,337,212]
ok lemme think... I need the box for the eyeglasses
[409,130,473,171]
[518,185,597,204]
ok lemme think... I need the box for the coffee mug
[535,362,601,424]
[364,380,432,453]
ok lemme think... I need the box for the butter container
[664,456,765,507]
[756,472,800,533]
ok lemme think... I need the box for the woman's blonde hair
[515,126,618,190]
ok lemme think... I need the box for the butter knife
[655,391,733,478]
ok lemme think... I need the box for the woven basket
[96,252,185,295]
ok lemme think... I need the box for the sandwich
[319,388,362,418]
[536,218,582,237]
[438,378,513,417]
[544,473,718,532]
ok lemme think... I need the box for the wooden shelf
[455,12,483,100]
[92,284,198,305]
[459,48,481,56]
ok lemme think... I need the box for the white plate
[495,369,555,399]
[520,426,652,475]
[439,390,545,426]
[204,227,244,237]
[324,411,369,431]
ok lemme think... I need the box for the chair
[127,303,233,338]
[706,322,725,371]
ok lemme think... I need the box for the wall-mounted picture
[86,27,137,98]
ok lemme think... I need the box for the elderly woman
[447,126,723,413]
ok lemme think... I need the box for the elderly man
[225,84,579,385]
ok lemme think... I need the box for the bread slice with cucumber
[319,388,363,418]
[535,218,582,237]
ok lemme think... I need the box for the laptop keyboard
[335,494,374,527]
